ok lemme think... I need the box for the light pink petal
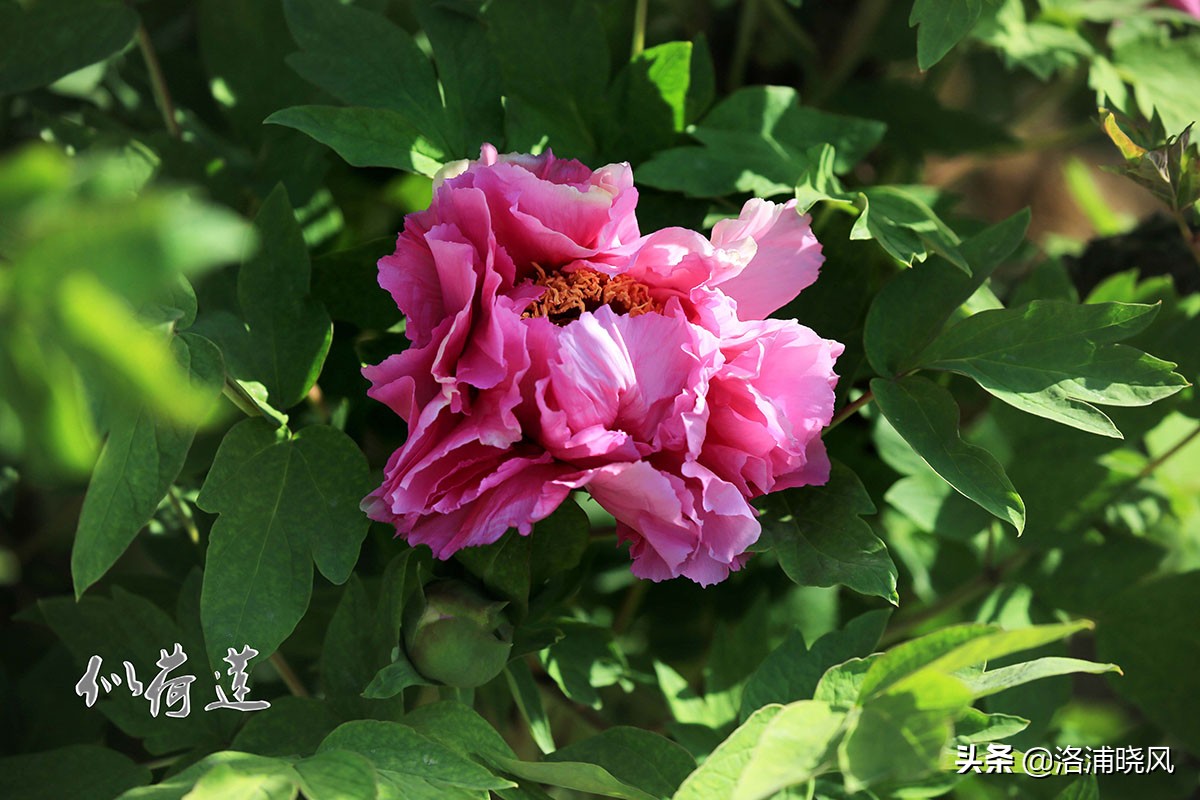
[708,199,824,320]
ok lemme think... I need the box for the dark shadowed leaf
[756,462,899,604]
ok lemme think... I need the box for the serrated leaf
[871,375,1025,533]
[864,209,1029,376]
[197,418,370,666]
[0,0,137,95]
[72,333,223,596]
[917,300,1189,437]
[910,0,986,71]
[756,462,898,604]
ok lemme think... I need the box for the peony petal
[708,198,824,320]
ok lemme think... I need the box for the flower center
[521,264,661,325]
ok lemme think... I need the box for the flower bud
[402,579,514,688]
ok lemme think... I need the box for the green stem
[135,22,181,140]
[631,0,649,58]
[613,580,648,635]
[270,652,310,698]
[1133,422,1200,485]
[811,0,890,106]
[727,0,762,91]
[823,389,874,435]
[167,487,199,545]
[222,378,264,418]
[881,551,1030,647]
[438,685,475,706]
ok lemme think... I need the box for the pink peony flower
[363,145,843,586]
[1167,0,1200,17]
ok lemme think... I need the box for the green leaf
[267,105,448,177]
[963,657,1121,698]
[740,609,890,720]
[910,0,986,71]
[505,660,555,754]
[813,656,880,708]
[673,705,782,800]
[37,589,228,754]
[1055,774,1099,800]
[318,720,514,792]
[231,185,332,409]
[871,375,1025,533]
[954,708,1030,743]
[1096,571,1200,754]
[975,0,1094,80]
[916,300,1189,437]
[198,0,314,144]
[491,758,657,800]
[0,745,149,800]
[733,700,846,800]
[413,0,504,152]
[230,696,340,758]
[637,86,886,198]
[605,42,693,162]
[71,333,223,596]
[362,654,428,700]
[117,752,298,800]
[852,186,968,271]
[756,461,899,604]
[0,0,137,95]
[283,0,442,126]
[655,660,734,730]
[182,763,297,800]
[864,209,1030,376]
[860,620,1095,698]
[197,418,370,666]
[485,0,609,160]
[312,237,401,330]
[401,701,520,765]
[1114,32,1200,138]
[546,728,695,799]
[540,621,626,709]
[293,750,378,800]
[839,671,974,792]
